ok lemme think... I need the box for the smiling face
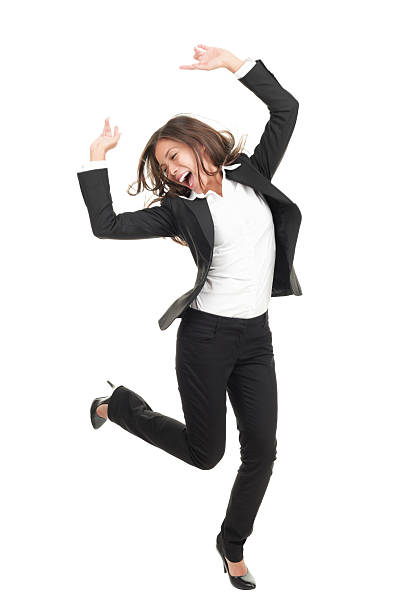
[154,138,221,194]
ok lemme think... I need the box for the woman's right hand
[90,117,121,160]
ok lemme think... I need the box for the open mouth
[179,171,194,189]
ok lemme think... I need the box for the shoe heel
[216,533,256,589]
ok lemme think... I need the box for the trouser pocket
[178,316,219,341]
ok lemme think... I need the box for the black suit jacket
[77,59,302,331]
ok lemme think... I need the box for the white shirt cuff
[78,159,108,173]
[233,57,256,79]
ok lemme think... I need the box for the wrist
[90,146,106,161]
[224,53,245,73]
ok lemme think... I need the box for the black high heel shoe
[90,380,121,429]
[216,532,256,590]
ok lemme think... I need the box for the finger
[180,63,209,70]
[102,117,110,137]
[179,62,208,70]
[105,118,112,137]
[115,128,122,141]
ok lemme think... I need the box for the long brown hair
[127,114,247,246]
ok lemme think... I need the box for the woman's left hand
[179,45,236,71]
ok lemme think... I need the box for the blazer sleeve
[237,59,299,181]
[77,167,177,239]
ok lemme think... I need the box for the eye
[162,153,177,177]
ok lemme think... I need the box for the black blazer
[77,58,302,331]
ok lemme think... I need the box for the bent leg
[107,384,201,467]
[107,314,234,469]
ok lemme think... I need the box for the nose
[169,169,180,183]
[163,167,176,181]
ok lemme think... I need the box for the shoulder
[161,195,175,207]
[159,196,181,224]
[161,195,185,212]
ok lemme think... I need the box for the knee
[195,446,225,470]
[242,436,277,465]
[266,438,277,463]
[261,438,278,464]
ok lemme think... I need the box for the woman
[77,44,302,590]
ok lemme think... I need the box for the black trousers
[107,306,278,562]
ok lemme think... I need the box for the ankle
[225,556,247,576]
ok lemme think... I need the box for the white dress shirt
[78,58,276,319]
[184,163,276,318]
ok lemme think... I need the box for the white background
[1,0,404,608]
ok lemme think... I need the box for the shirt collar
[176,163,241,200]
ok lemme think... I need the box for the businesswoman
[78,44,302,590]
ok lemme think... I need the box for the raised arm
[236,59,299,181]
[179,46,299,182]
[77,117,177,239]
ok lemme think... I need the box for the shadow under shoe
[216,532,256,590]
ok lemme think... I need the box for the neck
[202,168,223,197]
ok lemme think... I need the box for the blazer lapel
[180,152,297,251]
[223,153,295,207]
[182,195,214,251]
